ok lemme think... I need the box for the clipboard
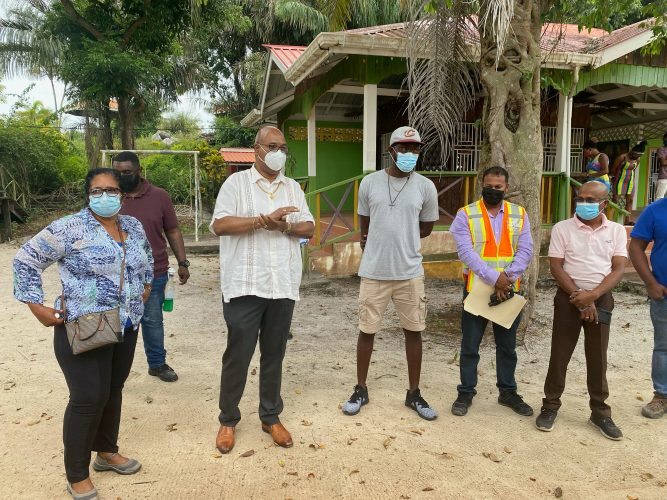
[463,279,527,329]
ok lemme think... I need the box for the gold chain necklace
[256,182,282,200]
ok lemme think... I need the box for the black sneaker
[405,389,438,420]
[535,408,558,431]
[148,364,178,382]
[498,390,534,416]
[342,385,369,415]
[451,393,473,416]
[589,415,623,441]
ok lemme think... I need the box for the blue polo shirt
[631,198,667,287]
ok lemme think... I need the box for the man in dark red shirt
[114,151,190,382]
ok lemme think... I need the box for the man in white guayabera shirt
[342,126,440,421]
[210,126,314,454]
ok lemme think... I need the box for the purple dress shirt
[450,202,534,286]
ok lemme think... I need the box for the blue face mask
[394,151,419,173]
[89,193,122,218]
[575,202,602,221]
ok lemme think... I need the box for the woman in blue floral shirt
[13,168,153,500]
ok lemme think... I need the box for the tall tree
[406,0,666,327]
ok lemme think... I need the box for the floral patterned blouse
[13,208,154,328]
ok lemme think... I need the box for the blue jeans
[141,274,168,369]
[650,298,667,397]
[458,291,520,395]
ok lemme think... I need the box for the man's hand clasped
[570,289,599,323]
[494,272,514,301]
[256,206,299,232]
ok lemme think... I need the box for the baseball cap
[389,126,422,146]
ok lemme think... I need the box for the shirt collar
[572,213,610,230]
[250,165,286,185]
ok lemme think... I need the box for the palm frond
[405,0,477,165]
[274,0,328,36]
[478,0,514,66]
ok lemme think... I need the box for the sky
[0,2,215,130]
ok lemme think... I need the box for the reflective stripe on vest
[461,200,525,292]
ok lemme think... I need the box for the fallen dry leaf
[440,452,455,460]
[240,449,255,458]
[627,496,638,500]
[212,453,222,458]
[308,442,326,450]
[640,472,654,480]
[349,469,359,475]
[503,446,512,454]
[301,419,313,426]
[287,471,298,476]
[27,418,41,426]
[307,472,315,480]
[355,422,362,426]
[482,452,502,463]
[400,496,410,499]
[636,395,645,401]
[383,437,393,449]
[144,396,153,404]
[657,480,666,487]
[347,437,358,445]
[529,477,536,482]
[294,389,301,395]
[554,486,563,498]
[422,487,434,492]
[165,423,177,432]
[251,368,256,375]
[622,322,631,329]
[409,428,423,436]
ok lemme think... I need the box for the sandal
[93,453,142,475]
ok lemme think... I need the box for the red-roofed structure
[263,44,306,72]
[219,148,255,176]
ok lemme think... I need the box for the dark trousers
[542,288,613,418]
[54,324,137,483]
[218,296,295,427]
[458,291,520,395]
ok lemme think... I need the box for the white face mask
[263,149,287,172]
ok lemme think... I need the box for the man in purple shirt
[114,151,190,382]
[450,166,534,417]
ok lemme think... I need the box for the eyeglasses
[574,197,604,203]
[258,143,289,154]
[89,188,122,198]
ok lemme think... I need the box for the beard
[119,174,140,193]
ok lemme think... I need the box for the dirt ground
[1,245,666,500]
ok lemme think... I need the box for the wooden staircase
[0,166,29,242]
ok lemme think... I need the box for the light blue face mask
[394,151,419,173]
[89,193,122,218]
[575,202,602,221]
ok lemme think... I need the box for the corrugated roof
[219,148,255,164]
[344,19,652,55]
[263,44,307,72]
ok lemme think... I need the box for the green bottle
[163,268,175,312]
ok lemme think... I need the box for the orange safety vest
[461,200,525,292]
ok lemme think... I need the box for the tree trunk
[478,0,543,340]
[117,96,140,149]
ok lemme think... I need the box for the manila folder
[463,279,527,329]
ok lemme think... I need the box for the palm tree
[0,0,66,117]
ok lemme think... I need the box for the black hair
[112,151,140,168]
[631,140,648,154]
[663,131,667,139]
[582,140,597,149]
[482,166,509,183]
[84,168,120,197]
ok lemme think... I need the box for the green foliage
[159,112,201,136]
[141,153,192,205]
[213,116,255,147]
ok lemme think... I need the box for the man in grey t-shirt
[342,126,440,420]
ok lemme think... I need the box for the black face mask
[119,174,140,193]
[482,187,505,206]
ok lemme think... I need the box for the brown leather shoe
[261,422,293,448]
[215,425,235,454]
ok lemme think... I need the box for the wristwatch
[178,259,190,268]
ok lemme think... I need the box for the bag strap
[61,219,127,319]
